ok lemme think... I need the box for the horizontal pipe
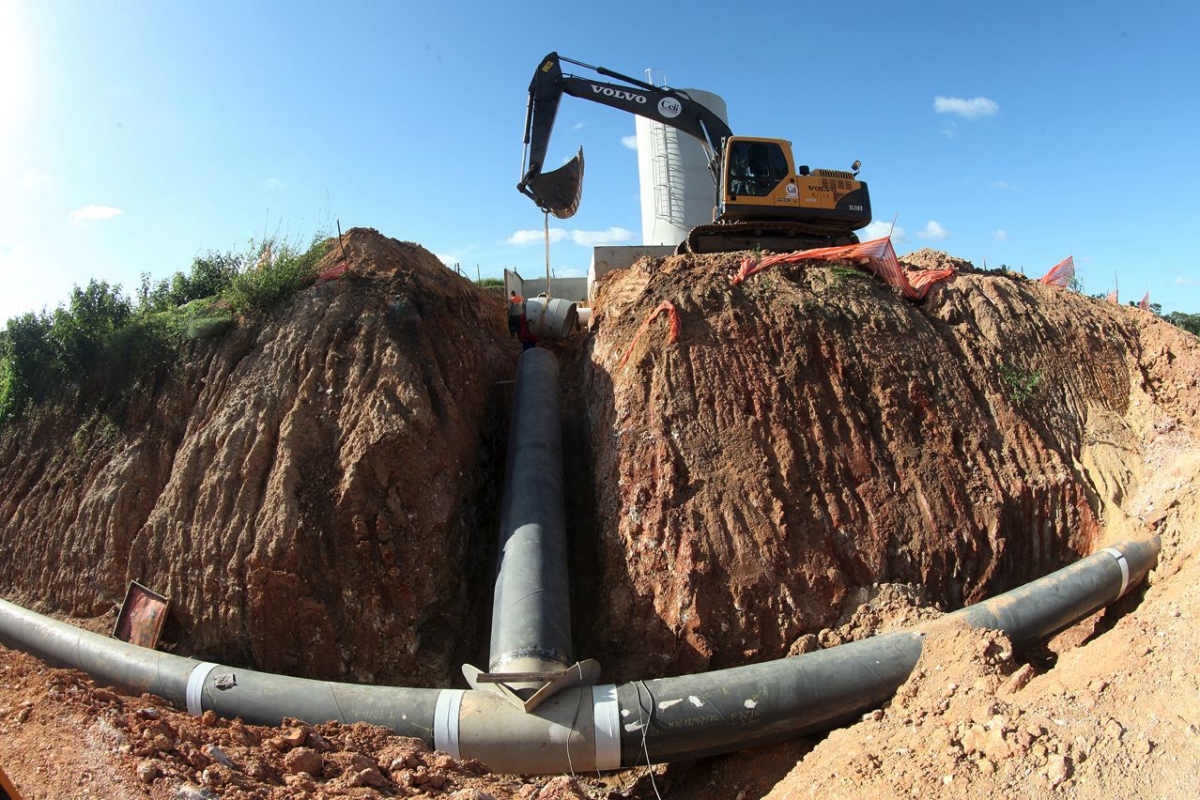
[0,599,444,741]
[0,537,1158,774]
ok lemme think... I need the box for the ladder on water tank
[650,121,686,228]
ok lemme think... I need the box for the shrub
[139,250,243,313]
[0,224,326,427]
[999,361,1042,405]
[225,235,329,314]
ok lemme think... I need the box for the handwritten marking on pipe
[744,699,758,709]
[625,721,646,732]
[688,695,704,707]
[658,699,683,710]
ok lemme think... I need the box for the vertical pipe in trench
[489,348,572,687]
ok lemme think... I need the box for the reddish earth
[1,229,1197,797]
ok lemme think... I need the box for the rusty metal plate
[112,581,169,650]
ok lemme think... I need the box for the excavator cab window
[727,140,788,198]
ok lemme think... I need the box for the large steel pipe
[0,538,1158,775]
[489,348,573,681]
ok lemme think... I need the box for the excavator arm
[519,52,733,219]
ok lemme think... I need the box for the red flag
[1039,256,1074,287]
[1138,292,1151,311]
[1105,290,1118,304]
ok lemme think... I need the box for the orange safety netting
[728,237,954,300]
[618,300,681,369]
[1106,290,1119,304]
[1039,256,1074,287]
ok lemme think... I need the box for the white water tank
[634,88,729,247]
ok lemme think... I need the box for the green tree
[138,250,242,313]
[1164,311,1200,336]
[0,312,58,416]
[50,280,132,379]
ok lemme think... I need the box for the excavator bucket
[524,148,584,219]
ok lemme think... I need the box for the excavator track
[678,220,861,255]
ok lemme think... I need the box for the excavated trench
[0,344,1159,775]
[3,230,1196,776]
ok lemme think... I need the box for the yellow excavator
[519,52,871,254]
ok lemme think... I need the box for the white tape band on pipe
[1102,547,1131,596]
[593,684,621,771]
[434,689,464,761]
[186,662,219,717]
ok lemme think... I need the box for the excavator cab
[727,140,789,198]
[719,136,870,231]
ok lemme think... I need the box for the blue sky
[3,1,1198,324]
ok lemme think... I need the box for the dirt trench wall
[579,253,1200,682]
[0,229,515,687]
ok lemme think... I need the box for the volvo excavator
[518,52,871,254]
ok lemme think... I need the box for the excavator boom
[519,52,731,219]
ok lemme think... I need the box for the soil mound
[0,228,516,687]
[576,250,1198,681]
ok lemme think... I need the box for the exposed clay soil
[1,230,1198,798]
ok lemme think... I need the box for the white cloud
[571,227,635,247]
[916,220,950,240]
[990,180,1016,190]
[1174,275,1197,286]
[933,96,999,120]
[572,122,586,131]
[508,228,568,246]
[992,229,1009,241]
[509,227,636,247]
[863,220,905,243]
[70,205,123,224]
[553,266,586,278]
[264,177,285,190]
[621,135,638,150]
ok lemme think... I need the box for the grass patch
[1000,361,1043,405]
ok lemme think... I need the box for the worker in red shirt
[507,290,525,338]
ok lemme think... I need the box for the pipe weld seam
[1101,547,1131,597]
[592,684,621,771]
[186,662,220,717]
[489,648,571,672]
[434,689,464,761]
